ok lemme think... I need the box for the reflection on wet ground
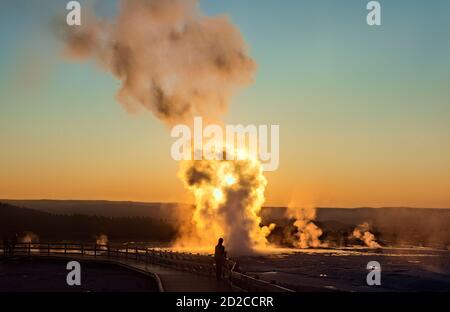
[237,247,450,292]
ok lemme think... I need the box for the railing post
[12,241,285,292]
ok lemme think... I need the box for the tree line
[0,202,177,242]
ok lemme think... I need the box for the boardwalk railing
[0,242,293,292]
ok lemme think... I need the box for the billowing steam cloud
[19,232,40,251]
[95,234,109,250]
[60,0,256,124]
[351,222,380,248]
[19,232,39,244]
[286,206,325,248]
[60,0,273,255]
[176,150,275,255]
[95,234,108,245]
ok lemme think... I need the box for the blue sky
[1,0,449,207]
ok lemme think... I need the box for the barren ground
[237,247,450,292]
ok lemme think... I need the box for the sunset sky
[1,0,450,208]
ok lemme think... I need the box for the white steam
[351,222,381,248]
[60,0,256,124]
[286,206,325,248]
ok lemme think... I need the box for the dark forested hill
[0,202,176,242]
[2,200,449,248]
[0,199,184,219]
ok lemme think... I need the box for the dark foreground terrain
[239,247,450,292]
[0,258,158,292]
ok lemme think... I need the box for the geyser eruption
[60,0,256,124]
[286,205,325,248]
[176,149,275,255]
[351,222,380,248]
[60,0,277,255]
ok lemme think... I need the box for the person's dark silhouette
[233,260,241,273]
[10,233,18,255]
[2,235,9,256]
[214,238,226,280]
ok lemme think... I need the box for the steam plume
[95,234,109,251]
[60,0,265,255]
[19,232,40,251]
[96,234,109,245]
[60,0,256,124]
[351,222,381,248]
[286,205,325,248]
[175,149,275,255]
[19,232,39,244]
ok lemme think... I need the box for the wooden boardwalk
[1,243,293,292]
[111,257,235,292]
[27,254,235,292]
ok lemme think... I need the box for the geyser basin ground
[234,247,450,292]
[163,245,450,291]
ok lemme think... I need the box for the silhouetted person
[2,235,9,256]
[10,233,18,255]
[214,238,226,280]
[233,260,241,273]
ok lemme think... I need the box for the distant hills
[0,200,184,220]
[0,202,176,242]
[1,200,449,248]
[3,199,449,220]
